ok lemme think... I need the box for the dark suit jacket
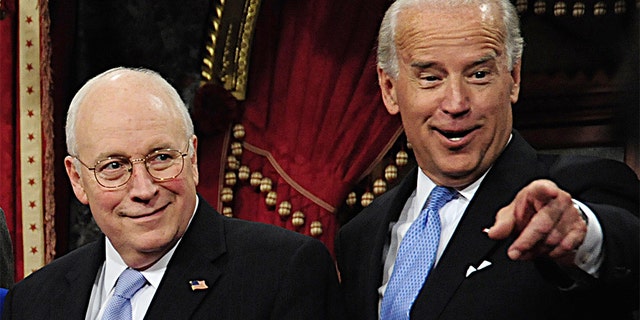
[3,197,343,319]
[336,132,639,320]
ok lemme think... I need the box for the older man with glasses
[2,67,343,320]
[71,143,190,189]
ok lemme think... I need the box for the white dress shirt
[85,197,198,320]
[378,168,603,314]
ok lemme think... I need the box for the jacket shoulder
[222,216,329,255]
[545,154,639,213]
[16,240,101,286]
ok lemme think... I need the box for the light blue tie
[102,268,147,320]
[380,186,457,320]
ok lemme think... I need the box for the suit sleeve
[270,238,345,320]
[587,202,638,308]
[550,156,639,310]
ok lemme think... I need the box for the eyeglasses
[72,144,189,189]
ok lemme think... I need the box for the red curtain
[197,0,402,255]
[0,0,54,282]
[0,0,18,280]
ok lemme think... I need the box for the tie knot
[113,268,147,299]
[426,186,457,212]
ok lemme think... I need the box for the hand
[486,179,587,266]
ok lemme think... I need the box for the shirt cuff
[572,199,604,277]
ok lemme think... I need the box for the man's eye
[151,152,176,163]
[98,160,126,172]
[473,71,488,79]
[421,75,439,82]
[155,153,170,161]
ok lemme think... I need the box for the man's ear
[377,67,400,115]
[64,156,89,204]
[189,135,199,186]
[510,60,522,104]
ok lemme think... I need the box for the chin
[437,164,482,185]
[438,156,478,174]
[137,231,178,250]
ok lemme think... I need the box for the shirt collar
[103,196,199,294]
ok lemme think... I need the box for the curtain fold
[0,0,53,282]
[199,0,402,254]
[0,0,17,282]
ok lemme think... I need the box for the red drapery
[0,0,54,282]
[197,0,402,254]
[0,0,18,280]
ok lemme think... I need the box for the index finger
[507,204,560,260]
[486,203,516,240]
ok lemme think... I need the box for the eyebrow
[94,151,129,161]
[409,53,498,71]
[410,61,435,70]
[94,144,180,160]
[470,53,497,67]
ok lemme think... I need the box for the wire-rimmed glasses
[72,144,189,189]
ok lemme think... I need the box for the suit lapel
[144,197,225,319]
[58,239,105,319]
[413,132,544,319]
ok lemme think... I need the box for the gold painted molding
[201,0,262,100]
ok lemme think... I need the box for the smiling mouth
[436,127,476,142]
[134,211,158,219]
[126,203,169,219]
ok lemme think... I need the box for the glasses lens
[145,149,185,180]
[94,157,131,188]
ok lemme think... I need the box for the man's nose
[441,78,471,115]
[127,161,158,199]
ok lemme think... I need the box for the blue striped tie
[381,186,457,320]
[102,268,147,320]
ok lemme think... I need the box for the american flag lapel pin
[190,280,209,291]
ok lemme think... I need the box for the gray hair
[377,0,524,78]
[65,67,195,157]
